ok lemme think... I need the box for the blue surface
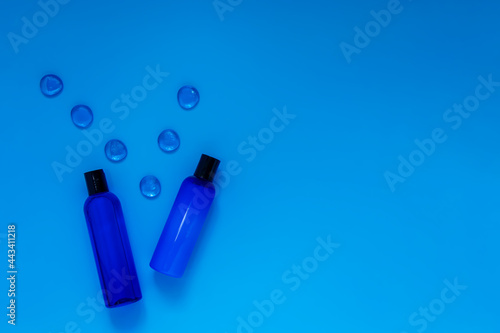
[1,0,499,332]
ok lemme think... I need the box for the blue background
[1,0,499,332]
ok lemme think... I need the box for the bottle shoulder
[84,191,120,207]
[183,176,215,189]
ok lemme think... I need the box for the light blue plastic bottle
[150,154,220,277]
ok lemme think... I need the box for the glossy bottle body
[150,176,216,277]
[84,191,142,307]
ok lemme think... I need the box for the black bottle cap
[84,169,109,196]
[194,154,220,182]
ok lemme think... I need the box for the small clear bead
[71,105,93,129]
[105,139,128,162]
[177,86,199,110]
[158,129,180,152]
[40,74,63,97]
[140,175,161,198]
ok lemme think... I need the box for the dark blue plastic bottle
[83,169,142,308]
[150,154,220,277]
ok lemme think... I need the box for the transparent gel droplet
[140,175,161,198]
[158,129,180,152]
[40,74,63,97]
[105,139,128,162]
[71,105,93,128]
[177,85,199,110]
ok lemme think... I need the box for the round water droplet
[105,139,128,162]
[177,85,199,110]
[40,74,63,97]
[71,105,93,128]
[140,175,161,198]
[158,129,180,152]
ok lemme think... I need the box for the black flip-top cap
[84,169,109,196]
[194,154,220,182]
